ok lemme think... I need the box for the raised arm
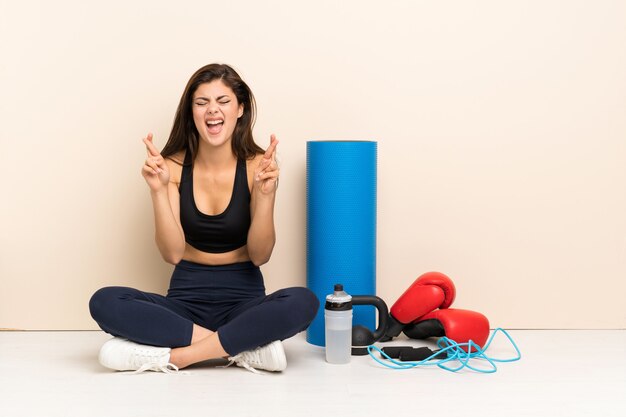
[141,133,186,264]
[247,135,280,266]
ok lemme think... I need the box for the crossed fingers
[142,133,164,175]
[256,134,279,183]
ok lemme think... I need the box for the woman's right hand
[141,133,170,191]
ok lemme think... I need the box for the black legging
[89,260,319,356]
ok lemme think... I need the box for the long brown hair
[161,64,264,164]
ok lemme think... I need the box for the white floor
[0,330,624,417]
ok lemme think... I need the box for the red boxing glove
[383,272,456,340]
[403,308,490,350]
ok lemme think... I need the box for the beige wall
[1,0,625,330]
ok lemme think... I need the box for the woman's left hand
[254,134,280,195]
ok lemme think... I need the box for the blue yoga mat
[306,140,377,346]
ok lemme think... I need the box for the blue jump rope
[367,328,521,374]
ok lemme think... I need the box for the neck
[195,140,236,170]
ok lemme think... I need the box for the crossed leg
[89,286,319,369]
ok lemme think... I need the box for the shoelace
[129,362,181,375]
[224,354,264,375]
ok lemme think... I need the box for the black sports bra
[178,151,251,253]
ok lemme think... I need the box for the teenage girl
[89,63,319,373]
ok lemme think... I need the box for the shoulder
[245,153,265,173]
[165,150,186,185]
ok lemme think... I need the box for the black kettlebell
[351,295,389,355]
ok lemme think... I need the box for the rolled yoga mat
[306,141,377,346]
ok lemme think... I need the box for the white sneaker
[227,340,287,374]
[98,337,178,373]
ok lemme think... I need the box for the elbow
[163,253,183,265]
[159,244,185,265]
[250,254,270,267]
[248,244,274,267]
[156,237,185,265]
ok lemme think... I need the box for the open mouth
[206,119,224,135]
